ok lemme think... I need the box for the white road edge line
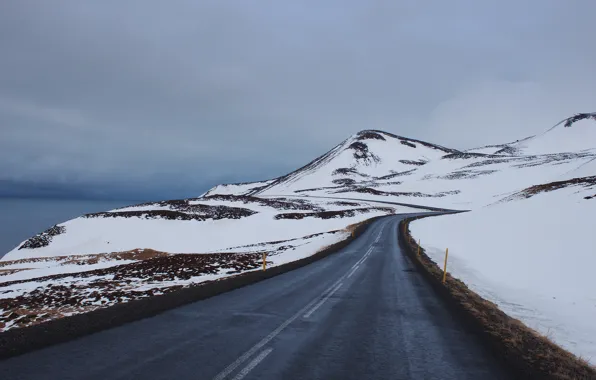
[230,348,273,380]
[346,265,360,279]
[213,225,383,380]
[303,282,344,318]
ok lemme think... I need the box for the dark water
[0,198,136,257]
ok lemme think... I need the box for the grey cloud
[1,0,595,199]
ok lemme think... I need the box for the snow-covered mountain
[1,113,595,361]
[207,114,596,209]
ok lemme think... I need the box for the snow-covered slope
[201,179,276,197]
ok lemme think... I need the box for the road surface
[0,214,510,379]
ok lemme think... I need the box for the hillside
[1,113,595,362]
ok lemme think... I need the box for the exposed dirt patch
[442,152,497,160]
[0,249,167,271]
[502,176,596,201]
[400,140,416,148]
[399,159,426,166]
[293,185,346,193]
[562,112,596,128]
[440,170,498,180]
[0,252,263,330]
[375,170,416,180]
[493,146,519,155]
[275,207,393,220]
[200,194,322,211]
[348,142,381,163]
[0,269,29,277]
[332,178,356,186]
[463,158,513,168]
[356,131,386,141]
[18,225,66,250]
[335,187,460,198]
[332,201,361,207]
[85,204,256,222]
[332,167,369,177]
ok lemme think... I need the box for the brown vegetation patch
[400,217,596,379]
[0,269,30,277]
[0,252,263,330]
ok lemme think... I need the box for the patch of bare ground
[0,252,263,330]
[293,185,346,193]
[356,131,386,141]
[511,152,595,169]
[563,112,596,127]
[85,204,256,221]
[399,159,426,166]
[200,194,323,211]
[332,167,370,177]
[275,207,394,220]
[18,225,66,250]
[400,217,596,380]
[442,152,498,160]
[332,178,356,186]
[375,169,416,180]
[440,169,498,180]
[0,249,167,271]
[332,201,361,207]
[334,187,460,198]
[501,176,596,202]
[0,269,30,277]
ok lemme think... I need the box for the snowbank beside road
[410,190,596,363]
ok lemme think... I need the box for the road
[0,214,510,380]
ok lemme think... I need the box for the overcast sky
[1,1,595,200]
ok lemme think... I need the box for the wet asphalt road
[0,214,511,380]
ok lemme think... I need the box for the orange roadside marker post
[442,248,449,283]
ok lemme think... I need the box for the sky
[1,0,595,200]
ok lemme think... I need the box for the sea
[0,198,136,258]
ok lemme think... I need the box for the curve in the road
[0,214,511,380]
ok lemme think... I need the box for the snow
[512,119,596,155]
[201,179,276,197]
[410,186,596,362]
[2,202,418,261]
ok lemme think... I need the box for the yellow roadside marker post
[262,252,267,271]
[442,248,449,283]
